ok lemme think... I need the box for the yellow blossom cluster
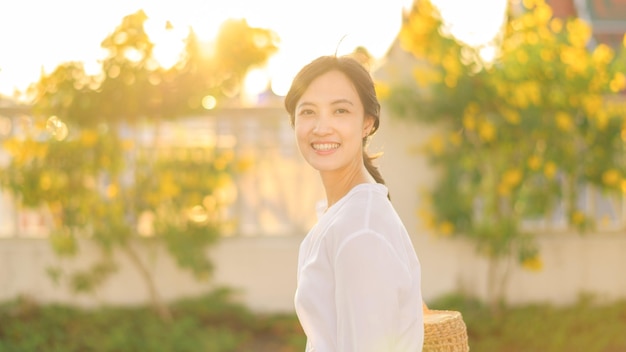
[521,255,543,271]
[498,169,523,196]
[390,0,626,272]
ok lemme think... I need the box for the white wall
[1,231,625,312]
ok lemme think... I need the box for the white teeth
[312,143,340,151]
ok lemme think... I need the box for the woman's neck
[320,166,374,209]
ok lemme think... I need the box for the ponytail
[363,150,390,200]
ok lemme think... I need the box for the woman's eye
[298,109,314,116]
[335,108,349,114]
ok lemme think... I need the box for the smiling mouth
[312,143,340,151]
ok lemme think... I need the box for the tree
[385,0,626,309]
[1,10,278,320]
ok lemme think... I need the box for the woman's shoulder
[334,183,388,212]
[347,182,389,205]
[326,183,397,234]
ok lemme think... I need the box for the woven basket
[422,303,470,352]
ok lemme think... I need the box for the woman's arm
[334,230,410,352]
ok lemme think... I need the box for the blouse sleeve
[334,230,408,352]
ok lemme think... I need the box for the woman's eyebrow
[296,99,354,110]
[296,101,315,110]
[330,99,354,105]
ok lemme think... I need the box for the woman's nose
[313,114,332,135]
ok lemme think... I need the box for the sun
[141,4,226,70]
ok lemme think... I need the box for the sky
[0,0,508,99]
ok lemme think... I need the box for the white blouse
[295,183,424,352]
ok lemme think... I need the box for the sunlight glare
[479,45,498,63]
[243,68,270,97]
[46,116,69,141]
[144,17,188,69]
[202,95,217,110]
[0,0,508,99]
[267,56,298,96]
[432,0,507,46]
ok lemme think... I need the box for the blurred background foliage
[386,0,626,308]
[0,10,278,320]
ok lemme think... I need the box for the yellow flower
[449,131,462,146]
[528,155,542,170]
[80,130,99,147]
[444,74,458,88]
[538,27,554,42]
[412,66,442,88]
[438,221,455,236]
[527,82,541,106]
[427,134,445,155]
[121,139,135,151]
[522,13,536,28]
[521,255,543,272]
[550,18,563,33]
[498,168,523,195]
[462,113,476,131]
[534,3,553,25]
[465,102,480,115]
[512,87,529,108]
[595,111,609,130]
[235,156,255,172]
[571,210,585,224]
[1,138,19,153]
[610,72,626,93]
[567,18,592,48]
[621,180,626,193]
[582,95,603,116]
[602,169,621,186]
[39,173,53,190]
[442,55,461,76]
[498,183,511,196]
[417,207,435,230]
[540,49,554,62]
[106,184,119,199]
[544,161,557,179]
[374,81,391,99]
[555,112,574,131]
[100,155,111,168]
[503,169,523,187]
[591,44,614,65]
[478,120,496,142]
[502,109,521,125]
[516,50,529,64]
[561,47,588,73]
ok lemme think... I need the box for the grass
[1,289,625,351]
[0,288,305,352]
[430,293,626,352]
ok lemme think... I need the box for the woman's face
[294,70,374,176]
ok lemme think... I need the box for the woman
[284,55,424,352]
